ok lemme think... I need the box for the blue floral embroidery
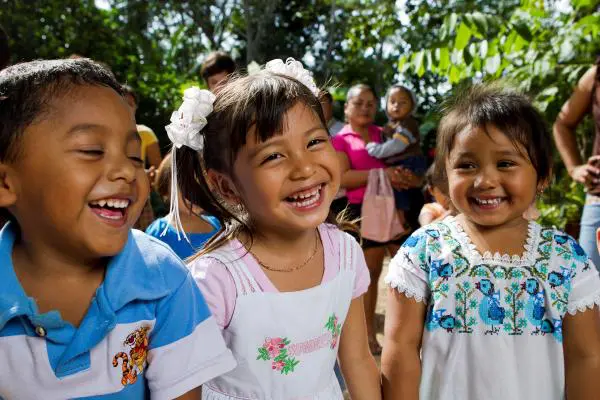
[399,222,589,344]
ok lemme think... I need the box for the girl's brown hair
[434,82,552,194]
[176,70,353,259]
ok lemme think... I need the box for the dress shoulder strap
[203,246,261,295]
[337,229,359,273]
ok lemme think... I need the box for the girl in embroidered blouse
[382,83,600,400]
[165,59,380,399]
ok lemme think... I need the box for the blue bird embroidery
[569,239,587,263]
[554,234,568,245]
[430,259,453,281]
[540,318,563,343]
[425,305,456,333]
[522,278,545,334]
[476,279,506,335]
[439,315,456,332]
[548,267,572,289]
[425,229,440,239]
[403,235,421,248]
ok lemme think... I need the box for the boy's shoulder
[119,230,191,291]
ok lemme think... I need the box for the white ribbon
[264,57,320,97]
[162,87,215,241]
[165,87,215,151]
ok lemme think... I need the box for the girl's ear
[206,169,240,204]
[0,164,18,209]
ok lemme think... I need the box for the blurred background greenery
[1,0,599,231]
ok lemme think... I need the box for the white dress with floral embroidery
[385,216,600,400]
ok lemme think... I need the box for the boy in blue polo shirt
[0,59,235,399]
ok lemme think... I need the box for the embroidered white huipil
[202,233,359,400]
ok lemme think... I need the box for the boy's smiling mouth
[88,197,132,225]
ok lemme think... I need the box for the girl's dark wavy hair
[434,82,552,194]
[176,71,355,259]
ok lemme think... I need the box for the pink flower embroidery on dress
[257,337,300,375]
[325,314,342,349]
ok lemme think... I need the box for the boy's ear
[206,169,240,204]
[0,164,17,208]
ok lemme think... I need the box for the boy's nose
[107,155,137,183]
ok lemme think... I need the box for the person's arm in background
[337,151,400,190]
[337,151,370,189]
[553,66,598,188]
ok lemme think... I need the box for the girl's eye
[498,160,516,168]
[308,138,326,147]
[456,162,475,170]
[261,153,282,164]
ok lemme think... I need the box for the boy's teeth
[90,199,129,208]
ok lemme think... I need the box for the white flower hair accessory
[264,57,320,97]
[162,86,215,241]
[165,86,215,150]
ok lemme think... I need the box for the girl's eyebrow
[248,125,326,159]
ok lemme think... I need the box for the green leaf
[463,47,473,66]
[439,47,450,71]
[471,12,489,35]
[512,21,533,42]
[455,22,472,50]
[412,51,425,77]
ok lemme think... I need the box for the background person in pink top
[331,83,422,354]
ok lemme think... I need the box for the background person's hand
[389,167,422,190]
[570,155,600,190]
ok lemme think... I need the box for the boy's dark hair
[201,51,236,81]
[121,84,138,106]
[434,82,552,193]
[0,25,9,71]
[176,71,353,258]
[0,58,124,162]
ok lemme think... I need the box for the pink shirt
[189,224,370,329]
[331,124,386,204]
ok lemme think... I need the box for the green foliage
[398,0,600,229]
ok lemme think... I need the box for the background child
[0,58,235,399]
[169,59,381,399]
[201,51,236,93]
[418,163,452,226]
[382,83,600,399]
[146,152,220,259]
[366,84,427,222]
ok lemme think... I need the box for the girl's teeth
[476,198,501,205]
[290,189,321,207]
[98,200,106,207]
[289,186,321,200]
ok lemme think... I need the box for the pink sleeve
[187,257,237,329]
[331,134,347,153]
[350,236,371,298]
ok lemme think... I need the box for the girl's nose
[289,154,316,180]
